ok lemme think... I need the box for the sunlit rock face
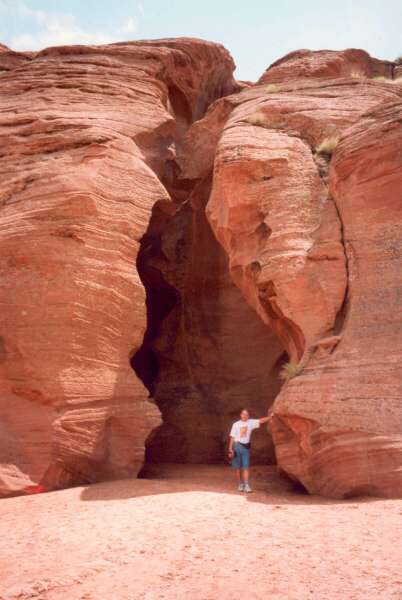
[269,100,402,498]
[0,38,237,496]
[258,48,394,84]
[205,49,402,498]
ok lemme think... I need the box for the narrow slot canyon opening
[167,83,193,140]
[131,224,179,397]
[131,188,288,473]
[131,80,288,473]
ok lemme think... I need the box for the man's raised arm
[259,411,274,425]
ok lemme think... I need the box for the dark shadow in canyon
[131,221,179,397]
[130,75,287,472]
[130,176,286,470]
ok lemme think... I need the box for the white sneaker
[244,483,252,493]
[238,483,245,492]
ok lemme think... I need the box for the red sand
[1,465,401,600]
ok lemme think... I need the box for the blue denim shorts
[232,442,250,469]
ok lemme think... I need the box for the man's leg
[232,445,244,491]
[236,469,244,491]
[243,449,252,492]
[236,447,246,491]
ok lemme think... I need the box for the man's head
[240,409,249,421]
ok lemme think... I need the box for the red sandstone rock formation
[205,49,402,498]
[0,43,31,70]
[258,48,394,84]
[271,101,402,498]
[1,42,401,499]
[0,39,237,496]
[207,78,399,358]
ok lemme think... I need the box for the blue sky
[0,0,401,80]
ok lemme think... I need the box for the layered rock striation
[0,38,237,495]
[204,48,402,497]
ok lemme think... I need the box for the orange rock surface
[258,48,394,84]
[205,50,402,498]
[0,39,236,496]
[271,100,402,497]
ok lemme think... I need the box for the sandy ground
[0,464,401,600]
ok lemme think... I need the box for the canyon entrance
[131,189,286,467]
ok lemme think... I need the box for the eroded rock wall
[271,101,402,498]
[205,49,402,497]
[0,38,237,496]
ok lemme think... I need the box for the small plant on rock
[395,55,402,64]
[266,84,280,93]
[246,111,266,126]
[349,69,366,79]
[279,361,303,381]
[316,135,339,157]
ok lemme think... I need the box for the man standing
[228,408,273,493]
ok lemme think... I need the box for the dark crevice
[257,280,306,362]
[270,351,290,377]
[167,82,193,124]
[130,78,200,463]
[313,148,350,338]
[331,194,351,336]
[131,175,285,467]
[130,208,180,397]
[290,479,309,494]
[131,75,197,398]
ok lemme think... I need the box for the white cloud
[1,0,146,52]
[7,1,116,51]
[119,17,138,34]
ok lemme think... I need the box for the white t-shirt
[230,419,260,443]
